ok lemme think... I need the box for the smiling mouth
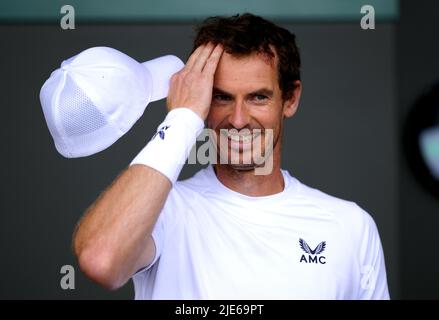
[220,130,262,144]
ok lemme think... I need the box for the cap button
[61,60,72,71]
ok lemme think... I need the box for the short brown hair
[192,13,301,101]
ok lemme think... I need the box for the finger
[191,42,216,72]
[202,44,224,76]
[185,44,207,71]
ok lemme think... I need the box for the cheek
[207,106,228,129]
[260,114,283,142]
[206,109,219,129]
[254,109,282,129]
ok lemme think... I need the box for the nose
[228,100,250,130]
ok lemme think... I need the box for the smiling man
[209,51,282,177]
[73,13,390,299]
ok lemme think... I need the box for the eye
[213,94,232,101]
[254,94,267,101]
[250,94,269,103]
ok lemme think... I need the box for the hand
[167,43,224,120]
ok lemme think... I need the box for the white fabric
[132,166,390,300]
[142,56,185,102]
[130,108,205,184]
[40,46,184,158]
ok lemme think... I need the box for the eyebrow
[213,87,273,98]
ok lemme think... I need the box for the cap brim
[141,55,184,102]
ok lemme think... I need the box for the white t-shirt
[132,166,390,300]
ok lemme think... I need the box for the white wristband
[130,108,205,184]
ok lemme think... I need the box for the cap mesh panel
[58,76,108,137]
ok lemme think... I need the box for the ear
[283,80,302,118]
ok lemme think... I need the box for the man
[73,13,390,299]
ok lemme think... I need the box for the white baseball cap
[40,46,184,158]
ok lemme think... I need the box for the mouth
[220,129,262,144]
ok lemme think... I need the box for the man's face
[206,51,299,170]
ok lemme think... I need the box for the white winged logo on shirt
[299,238,326,255]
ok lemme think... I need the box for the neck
[213,154,284,197]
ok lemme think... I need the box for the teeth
[230,135,250,142]
[227,132,261,143]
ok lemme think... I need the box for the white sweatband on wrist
[130,108,205,184]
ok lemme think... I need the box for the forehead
[213,52,278,92]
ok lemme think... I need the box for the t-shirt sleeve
[146,208,166,270]
[357,211,390,300]
[132,203,167,276]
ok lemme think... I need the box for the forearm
[74,109,204,288]
[73,164,171,289]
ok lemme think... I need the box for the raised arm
[72,43,223,290]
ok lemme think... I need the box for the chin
[228,163,257,171]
